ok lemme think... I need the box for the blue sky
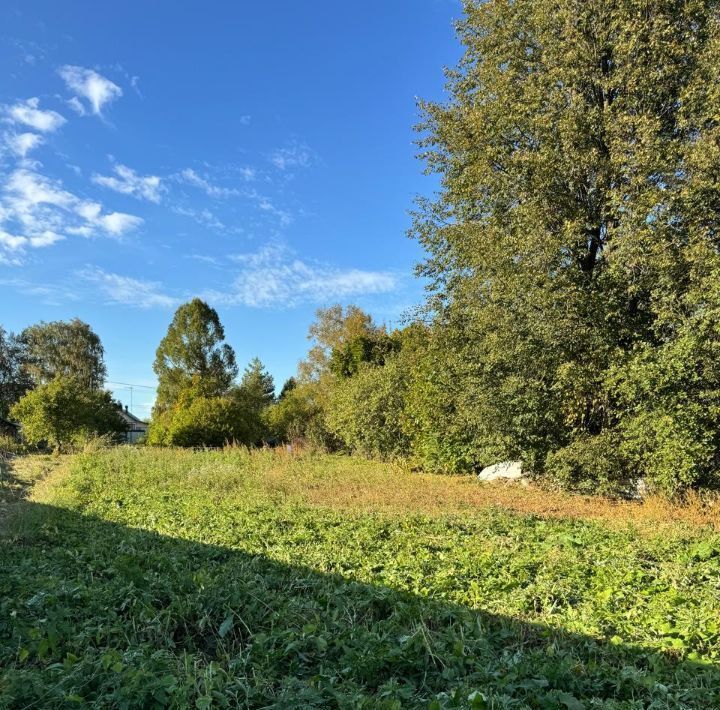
[0,1,461,419]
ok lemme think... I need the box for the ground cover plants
[1,447,719,708]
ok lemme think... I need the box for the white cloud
[6,132,44,157]
[5,98,66,132]
[177,168,241,198]
[58,65,122,116]
[28,230,64,247]
[94,211,143,235]
[270,141,317,171]
[78,267,178,308]
[173,205,226,231]
[66,96,86,116]
[92,163,163,203]
[0,230,27,250]
[0,168,143,261]
[207,243,397,308]
[0,228,63,254]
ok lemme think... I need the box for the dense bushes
[326,358,410,459]
[10,377,127,451]
[146,392,259,447]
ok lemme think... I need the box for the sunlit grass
[2,447,719,707]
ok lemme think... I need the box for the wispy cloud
[5,132,44,157]
[0,168,143,262]
[270,141,318,171]
[0,276,80,305]
[173,205,227,232]
[58,65,122,116]
[205,243,397,308]
[78,266,178,308]
[177,168,242,199]
[92,163,164,203]
[4,97,66,132]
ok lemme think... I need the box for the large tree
[413,0,720,491]
[153,299,238,413]
[0,326,32,419]
[21,319,107,390]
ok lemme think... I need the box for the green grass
[1,447,719,708]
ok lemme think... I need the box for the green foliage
[153,299,238,413]
[278,376,297,399]
[20,319,106,390]
[0,326,32,419]
[299,304,384,381]
[329,332,399,379]
[265,381,334,448]
[1,448,719,707]
[236,357,275,410]
[147,391,259,448]
[399,0,720,492]
[0,434,32,456]
[327,357,411,459]
[9,378,127,451]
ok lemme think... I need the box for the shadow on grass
[1,498,718,709]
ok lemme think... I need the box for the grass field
[1,447,720,708]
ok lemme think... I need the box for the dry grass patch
[256,452,720,532]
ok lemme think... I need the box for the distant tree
[21,319,106,390]
[265,380,335,448]
[278,377,297,400]
[326,356,411,460]
[299,305,382,381]
[237,357,275,408]
[0,326,32,419]
[10,377,127,451]
[153,299,238,413]
[329,332,399,379]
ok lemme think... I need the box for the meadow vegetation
[1,447,720,707]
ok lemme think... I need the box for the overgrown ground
[1,448,719,708]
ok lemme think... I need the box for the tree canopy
[0,327,31,419]
[21,319,107,390]
[405,0,720,492]
[153,299,238,413]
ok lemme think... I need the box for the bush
[265,382,336,449]
[147,391,263,448]
[10,378,127,452]
[609,329,720,496]
[544,433,632,496]
[326,358,411,460]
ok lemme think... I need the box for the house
[0,417,19,439]
[117,406,149,443]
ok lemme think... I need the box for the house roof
[118,408,149,426]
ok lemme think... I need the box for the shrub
[544,433,631,496]
[10,377,127,452]
[265,382,336,449]
[147,391,263,448]
[326,358,411,460]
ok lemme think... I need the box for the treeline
[274,0,720,497]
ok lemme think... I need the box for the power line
[105,380,156,390]
[105,381,156,417]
